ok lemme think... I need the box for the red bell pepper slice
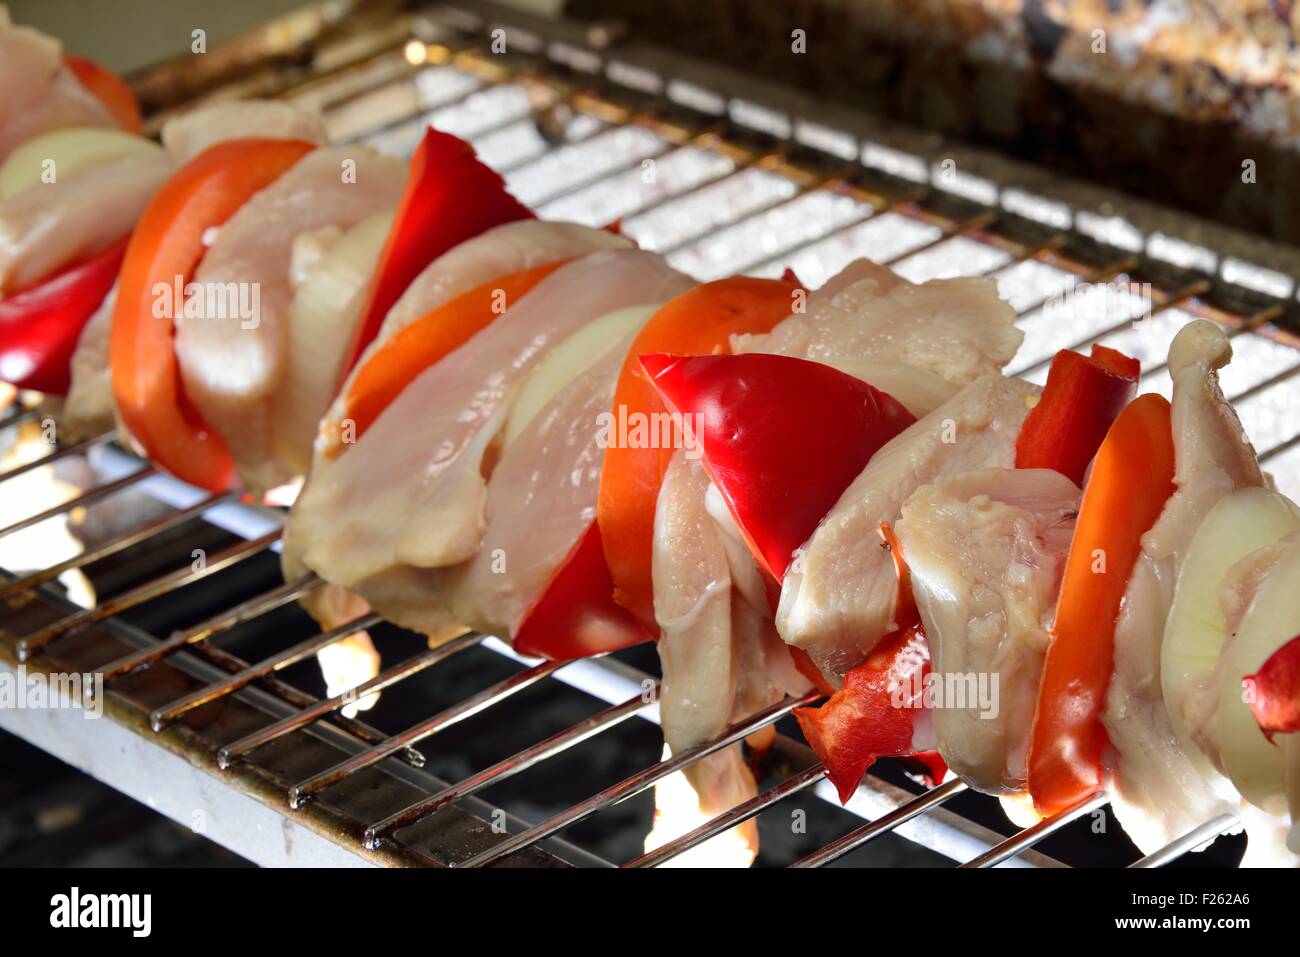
[1244,635,1300,743]
[795,618,931,802]
[110,138,316,491]
[65,55,143,134]
[0,235,127,394]
[794,522,942,801]
[340,129,534,375]
[512,522,648,661]
[1015,344,1140,486]
[1028,393,1176,814]
[596,277,799,632]
[639,352,915,582]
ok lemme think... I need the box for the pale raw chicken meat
[734,273,1021,388]
[1103,320,1261,853]
[0,9,114,164]
[735,263,1020,429]
[374,220,630,346]
[0,152,171,294]
[160,100,328,164]
[286,221,634,635]
[777,375,1039,686]
[895,467,1080,793]
[442,331,633,638]
[174,146,405,494]
[651,454,770,860]
[654,453,735,754]
[288,249,692,638]
[317,220,634,454]
[63,283,116,438]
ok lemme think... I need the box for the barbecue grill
[3,0,1298,868]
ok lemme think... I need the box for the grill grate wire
[0,2,1292,867]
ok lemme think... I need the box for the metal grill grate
[2,1,1297,868]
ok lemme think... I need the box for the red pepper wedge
[110,138,316,491]
[513,522,648,661]
[340,129,533,375]
[638,351,915,582]
[1015,344,1140,486]
[597,277,799,632]
[0,235,127,394]
[64,55,143,134]
[1028,393,1176,814]
[795,618,931,802]
[1244,635,1300,743]
[794,523,941,801]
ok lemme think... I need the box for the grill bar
[0,407,40,432]
[288,657,567,808]
[0,489,237,601]
[97,573,324,683]
[1129,813,1242,868]
[149,612,382,731]
[15,530,282,661]
[791,777,969,868]
[0,433,111,485]
[959,792,1110,868]
[218,633,485,769]
[365,690,651,849]
[458,692,819,868]
[1018,280,1213,378]
[0,466,155,540]
[628,762,827,868]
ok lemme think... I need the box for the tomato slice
[0,235,128,394]
[1027,393,1176,814]
[596,277,799,632]
[110,138,316,491]
[64,55,142,134]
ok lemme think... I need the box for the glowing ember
[643,745,758,868]
[316,631,380,717]
[0,419,95,609]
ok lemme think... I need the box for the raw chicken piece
[317,220,635,449]
[0,10,114,164]
[734,273,1021,388]
[283,221,635,631]
[63,283,116,438]
[160,100,327,164]
[777,374,1038,686]
[442,328,634,637]
[1104,320,1261,853]
[272,217,387,477]
[288,249,692,638]
[654,453,735,755]
[735,264,1020,436]
[174,146,405,494]
[895,467,1080,793]
[0,152,171,294]
[374,220,630,346]
[650,452,796,860]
